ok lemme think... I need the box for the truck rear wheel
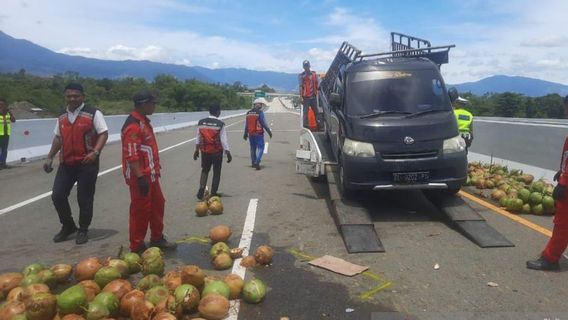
[338,158,354,199]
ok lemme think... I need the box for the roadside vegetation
[0,72,258,116]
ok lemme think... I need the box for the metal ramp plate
[340,224,385,253]
[454,221,515,248]
[432,195,485,221]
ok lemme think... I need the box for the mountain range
[1,31,568,96]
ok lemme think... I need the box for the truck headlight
[443,135,466,154]
[343,138,375,157]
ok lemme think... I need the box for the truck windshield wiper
[405,109,450,118]
[359,111,411,119]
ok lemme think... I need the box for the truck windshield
[345,69,451,117]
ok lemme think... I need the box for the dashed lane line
[227,198,259,320]
[0,120,244,216]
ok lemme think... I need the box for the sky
[2,0,568,85]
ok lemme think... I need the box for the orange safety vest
[246,109,264,135]
[198,118,224,154]
[58,106,98,166]
[301,71,318,98]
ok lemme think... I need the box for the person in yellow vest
[0,98,16,169]
[453,96,473,153]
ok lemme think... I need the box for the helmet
[253,98,267,106]
[456,96,469,105]
[303,60,310,67]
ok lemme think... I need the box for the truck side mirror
[330,93,341,108]
[448,87,458,103]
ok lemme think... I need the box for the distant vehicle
[297,32,467,197]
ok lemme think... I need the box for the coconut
[202,281,230,299]
[153,312,177,320]
[208,201,224,215]
[25,292,57,320]
[490,189,506,201]
[119,289,145,317]
[136,274,163,292]
[207,196,222,206]
[212,253,233,270]
[145,286,169,306]
[0,301,26,319]
[195,202,209,217]
[85,301,110,320]
[162,271,181,292]
[61,314,86,320]
[51,264,73,283]
[154,294,176,316]
[223,274,244,300]
[106,259,129,279]
[518,188,531,203]
[102,279,132,301]
[529,192,543,205]
[142,247,163,262]
[209,242,230,260]
[78,280,101,302]
[522,203,532,215]
[531,181,545,193]
[521,174,535,185]
[240,256,257,268]
[94,267,121,289]
[542,196,555,210]
[93,292,119,317]
[197,294,229,320]
[174,284,200,313]
[122,253,142,274]
[507,198,524,212]
[254,245,274,265]
[21,283,50,302]
[130,300,154,320]
[75,258,103,282]
[532,204,545,215]
[229,248,244,259]
[180,265,205,288]
[38,269,57,289]
[242,279,267,304]
[20,274,42,287]
[22,264,44,277]
[209,225,232,243]
[0,272,23,297]
[57,285,88,316]
[7,287,24,302]
[142,259,164,277]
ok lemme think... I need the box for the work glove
[552,184,565,201]
[137,176,150,197]
[268,131,273,139]
[43,158,53,173]
[243,133,248,141]
[226,151,232,163]
[553,170,561,182]
[193,150,199,161]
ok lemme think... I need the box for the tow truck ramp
[296,128,514,253]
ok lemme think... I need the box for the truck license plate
[393,172,429,184]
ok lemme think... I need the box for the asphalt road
[0,101,567,320]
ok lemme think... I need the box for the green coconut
[93,267,121,292]
[532,204,545,215]
[57,285,88,315]
[93,292,119,316]
[531,181,545,193]
[22,264,44,277]
[209,242,230,260]
[529,192,543,205]
[20,274,42,287]
[141,259,164,277]
[142,247,163,262]
[242,279,267,304]
[518,188,531,203]
[174,284,200,313]
[521,203,532,215]
[122,253,142,274]
[106,259,129,279]
[542,196,555,210]
[85,301,110,320]
[37,270,57,289]
[201,280,230,299]
[25,292,57,320]
[136,274,163,291]
[145,286,169,306]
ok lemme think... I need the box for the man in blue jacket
[243,98,272,170]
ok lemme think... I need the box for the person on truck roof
[244,98,272,170]
[526,95,568,271]
[299,60,319,129]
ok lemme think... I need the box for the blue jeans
[249,134,265,165]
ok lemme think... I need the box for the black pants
[200,151,223,194]
[0,135,9,165]
[51,163,99,231]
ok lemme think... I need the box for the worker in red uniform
[121,89,176,253]
[244,98,272,170]
[193,105,232,200]
[299,60,319,129]
[44,83,108,245]
[526,95,568,270]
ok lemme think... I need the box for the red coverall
[542,136,568,262]
[121,111,164,251]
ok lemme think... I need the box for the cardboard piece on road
[308,255,368,276]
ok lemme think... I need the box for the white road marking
[263,143,269,154]
[0,120,244,216]
[227,198,259,320]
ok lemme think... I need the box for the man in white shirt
[44,83,109,245]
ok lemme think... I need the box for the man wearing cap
[527,95,568,271]
[453,96,474,153]
[44,83,109,245]
[121,89,176,253]
[194,105,232,200]
[0,98,16,169]
[299,60,319,128]
[243,98,272,170]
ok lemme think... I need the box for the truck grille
[381,150,438,160]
